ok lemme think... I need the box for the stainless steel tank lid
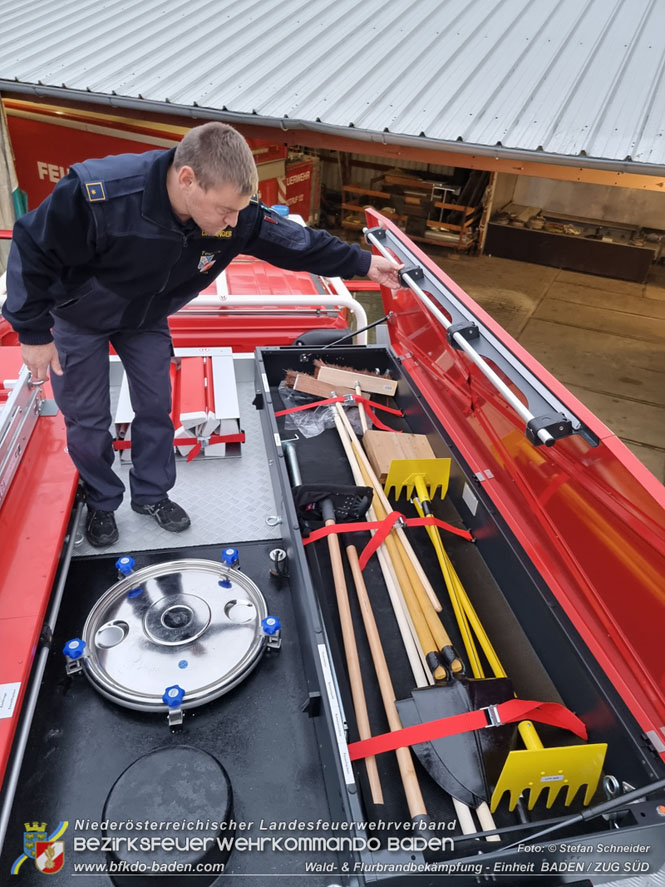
[80,558,269,712]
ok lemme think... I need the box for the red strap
[275,394,402,433]
[347,698,589,761]
[359,514,474,569]
[186,440,202,462]
[358,511,403,568]
[303,520,371,544]
[302,513,473,561]
[113,432,245,453]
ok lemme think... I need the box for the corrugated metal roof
[1,0,664,169]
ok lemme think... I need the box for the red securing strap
[275,394,402,433]
[302,519,374,545]
[113,431,245,461]
[347,698,589,761]
[186,441,202,462]
[357,512,473,569]
[358,511,402,568]
[302,513,472,559]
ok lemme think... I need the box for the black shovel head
[395,677,516,807]
[293,484,374,527]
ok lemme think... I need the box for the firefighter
[3,122,400,546]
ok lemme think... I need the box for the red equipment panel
[169,257,348,351]
[0,349,78,788]
[365,209,665,752]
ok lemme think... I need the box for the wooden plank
[502,203,542,221]
[427,220,464,233]
[291,372,355,399]
[316,365,398,396]
[363,430,436,484]
[343,185,391,199]
[433,201,473,212]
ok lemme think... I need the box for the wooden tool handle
[360,462,463,676]
[334,403,442,611]
[325,519,384,805]
[331,407,432,687]
[346,545,428,819]
[381,530,447,681]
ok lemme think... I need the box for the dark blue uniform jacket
[3,148,372,345]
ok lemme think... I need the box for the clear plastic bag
[277,382,365,438]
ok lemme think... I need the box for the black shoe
[131,497,191,532]
[86,508,119,547]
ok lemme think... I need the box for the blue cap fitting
[271,204,289,217]
[63,637,86,660]
[127,586,143,599]
[162,685,186,707]
[115,556,135,575]
[262,616,281,636]
[221,547,239,567]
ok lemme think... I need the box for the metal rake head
[384,458,451,500]
[490,742,608,811]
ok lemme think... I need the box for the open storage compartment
[255,342,665,884]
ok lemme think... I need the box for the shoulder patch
[85,181,107,202]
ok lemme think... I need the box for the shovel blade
[396,677,515,807]
[490,743,607,812]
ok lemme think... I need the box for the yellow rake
[384,457,607,811]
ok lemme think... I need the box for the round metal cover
[81,558,269,712]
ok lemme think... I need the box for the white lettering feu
[37,161,69,182]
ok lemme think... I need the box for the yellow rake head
[490,742,607,812]
[384,458,451,501]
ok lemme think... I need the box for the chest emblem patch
[198,252,216,273]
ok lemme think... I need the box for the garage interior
[312,150,665,484]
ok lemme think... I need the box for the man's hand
[21,342,63,383]
[366,255,404,290]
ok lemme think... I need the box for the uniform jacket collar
[142,147,195,234]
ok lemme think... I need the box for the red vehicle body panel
[0,349,78,785]
[365,209,665,753]
[169,256,349,350]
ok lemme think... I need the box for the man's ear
[177,165,196,189]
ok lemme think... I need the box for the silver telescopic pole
[364,228,554,446]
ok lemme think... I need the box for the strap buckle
[481,704,502,728]
[342,393,356,404]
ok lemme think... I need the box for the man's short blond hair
[174,122,259,194]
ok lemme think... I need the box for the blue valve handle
[221,547,239,567]
[262,616,281,636]
[162,685,186,707]
[63,638,86,660]
[115,556,135,575]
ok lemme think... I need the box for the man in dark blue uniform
[3,122,399,546]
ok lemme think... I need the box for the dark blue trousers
[51,318,176,511]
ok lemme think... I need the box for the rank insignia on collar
[198,252,216,273]
[85,181,106,202]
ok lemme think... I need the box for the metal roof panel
[1,0,664,168]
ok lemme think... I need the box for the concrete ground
[353,253,665,484]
